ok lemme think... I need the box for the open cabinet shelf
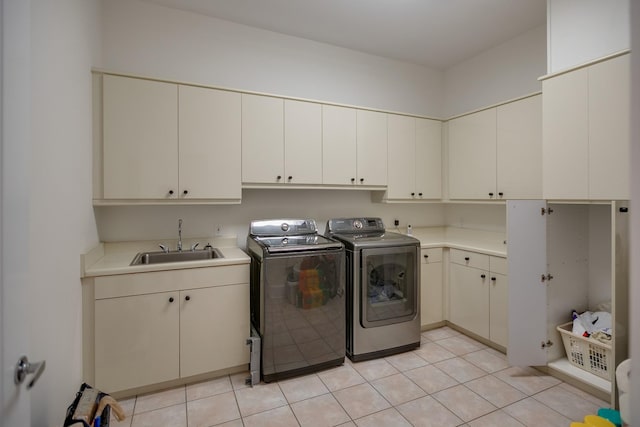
[507,200,629,407]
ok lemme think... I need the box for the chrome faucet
[177,218,183,252]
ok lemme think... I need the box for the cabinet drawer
[450,249,489,270]
[490,256,507,276]
[421,248,442,264]
[95,264,249,299]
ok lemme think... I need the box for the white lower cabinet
[93,265,249,393]
[420,248,443,327]
[95,291,180,392]
[449,249,507,347]
[507,200,629,406]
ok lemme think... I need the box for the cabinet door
[489,272,508,348]
[589,55,630,200]
[356,110,387,186]
[542,69,589,199]
[284,100,322,184]
[241,94,284,184]
[103,75,178,199]
[420,249,443,326]
[448,108,497,200]
[179,86,241,199]
[387,114,415,199]
[180,284,250,378]
[415,118,442,199]
[95,292,180,392]
[506,200,548,366]
[322,105,357,185]
[497,95,542,199]
[449,264,489,338]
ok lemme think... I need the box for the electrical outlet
[394,219,400,226]
[216,224,222,235]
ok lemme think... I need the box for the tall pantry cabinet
[542,53,629,200]
[507,200,629,406]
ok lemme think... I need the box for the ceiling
[141,0,546,70]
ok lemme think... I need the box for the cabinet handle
[498,192,504,197]
[183,190,188,195]
[488,192,494,197]
[481,274,486,279]
[169,297,174,303]
[423,254,429,258]
[464,257,470,261]
[418,192,423,197]
[168,190,174,195]
[411,192,415,196]
[185,295,191,301]
[277,175,282,180]
[288,176,293,181]
[491,277,497,281]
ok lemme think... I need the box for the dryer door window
[360,245,418,328]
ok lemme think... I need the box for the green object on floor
[597,408,622,427]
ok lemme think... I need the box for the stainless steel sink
[130,248,224,265]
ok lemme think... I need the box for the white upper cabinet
[242,96,323,185]
[448,96,542,201]
[543,69,589,199]
[543,54,629,200]
[284,99,322,184]
[178,85,241,200]
[356,110,387,187]
[448,108,497,200]
[387,115,442,200]
[497,95,542,199]
[322,105,357,185]
[588,55,630,200]
[103,75,178,199]
[387,114,415,199]
[241,94,284,184]
[101,75,241,202]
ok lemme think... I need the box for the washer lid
[329,230,420,249]
[326,217,385,234]
[249,219,318,237]
[253,234,343,253]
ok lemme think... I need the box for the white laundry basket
[557,322,612,380]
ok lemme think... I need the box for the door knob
[14,355,46,389]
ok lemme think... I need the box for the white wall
[442,25,546,118]
[548,0,630,73]
[95,190,445,246]
[102,0,444,118]
[28,0,101,424]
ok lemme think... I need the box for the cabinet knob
[418,192,423,197]
[169,297,174,303]
[185,295,191,301]
[491,277,497,281]
[411,192,415,196]
[168,190,174,195]
[360,178,364,183]
[488,192,494,197]
[351,178,355,183]
[423,254,429,259]
[481,274,486,279]
[277,175,282,180]
[498,192,504,197]
[288,176,293,181]
[464,257,470,261]
[183,190,188,195]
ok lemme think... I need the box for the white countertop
[81,236,250,278]
[402,226,507,257]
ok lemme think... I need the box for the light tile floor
[110,327,609,427]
